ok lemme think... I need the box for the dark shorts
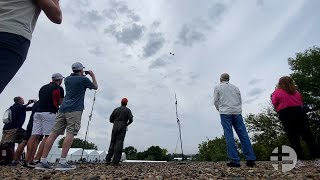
[23,118,44,141]
[0,32,30,94]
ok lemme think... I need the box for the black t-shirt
[3,103,32,130]
[38,82,64,113]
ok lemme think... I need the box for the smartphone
[84,71,89,75]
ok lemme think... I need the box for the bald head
[220,73,230,82]
[13,96,24,104]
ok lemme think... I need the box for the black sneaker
[23,162,36,168]
[246,160,256,167]
[226,162,240,168]
[111,162,121,166]
[105,161,111,165]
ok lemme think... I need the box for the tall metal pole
[175,93,184,160]
[80,91,97,161]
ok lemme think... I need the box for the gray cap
[52,73,64,80]
[72,62,85,71]
[220,73,230,81]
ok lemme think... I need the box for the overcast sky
[1,0,319,154]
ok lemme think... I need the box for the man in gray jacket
[214,73,256,167]
[106,98,133,166]
[0,0,62,94]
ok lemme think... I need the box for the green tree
[245,107,285,145]
[124,146,137,160]
[58,137,97,150]
[245,106,290,160]
[288,46,320,107]
[198,136,228,162]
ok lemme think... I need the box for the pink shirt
[271,89,303,112]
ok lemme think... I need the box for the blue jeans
[0,32,30,94]
[220,114,256,164]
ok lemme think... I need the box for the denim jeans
[220,114,256,164]
[0,32,30,94]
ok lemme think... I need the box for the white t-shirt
[0,0,40,40]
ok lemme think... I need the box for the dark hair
[73,70,81,73]
[277,76,297,94]
[14,96,21,103]
[121,102,127,106]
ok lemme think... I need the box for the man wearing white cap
[37,62,98,171]
[24,73,64,168]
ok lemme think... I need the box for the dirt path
[0,161,319,179]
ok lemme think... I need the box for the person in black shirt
[24,73,64,167]
[106,98,133,166]
[1,96,34,144]
[11,101,44,165]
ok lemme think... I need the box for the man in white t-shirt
[0,0,62,94]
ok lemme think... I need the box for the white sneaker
[314,160,320,167]
[295,160,305,167]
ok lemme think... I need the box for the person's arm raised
[88,71,98,90]
[35,0,62,24]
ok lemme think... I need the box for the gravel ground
[0,161,319,179]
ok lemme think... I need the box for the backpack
[2,109,12,124]
[0,143,14,165]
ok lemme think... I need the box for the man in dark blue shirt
[1,96,33,144]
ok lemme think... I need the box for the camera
[28,100,34,103]
[84,71,90,75]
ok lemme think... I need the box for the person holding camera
[0,0,62,94]
[106,98,133,166]
[1,97,34,144]
[36,62,98,171]
[24,73,64,168]
[0,97,34,165]
[11,101,44,166]
[214,73,256,168]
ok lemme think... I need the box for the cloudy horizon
[1,0,319,154]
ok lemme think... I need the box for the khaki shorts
[52,111,83,135]
[0,128,18,144]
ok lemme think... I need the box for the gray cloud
[247,88,265,97]
[177,24,206,47]
[248,78,263,86]
[257,0,264,6]
[149,58,167,69]
[75,10,105,30]
[143,33,165,57]
[105,23,145,45]
[208,3,227,21]
[89,46,103,56]
[103,0,140,22]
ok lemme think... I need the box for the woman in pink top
[272,76,319,164]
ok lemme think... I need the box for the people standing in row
[214,73,256,167]
[272,76,320,167]
[0,0,62,94]
[106,98,133,166]
[36,62,98,171]
[24,73,65,168]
